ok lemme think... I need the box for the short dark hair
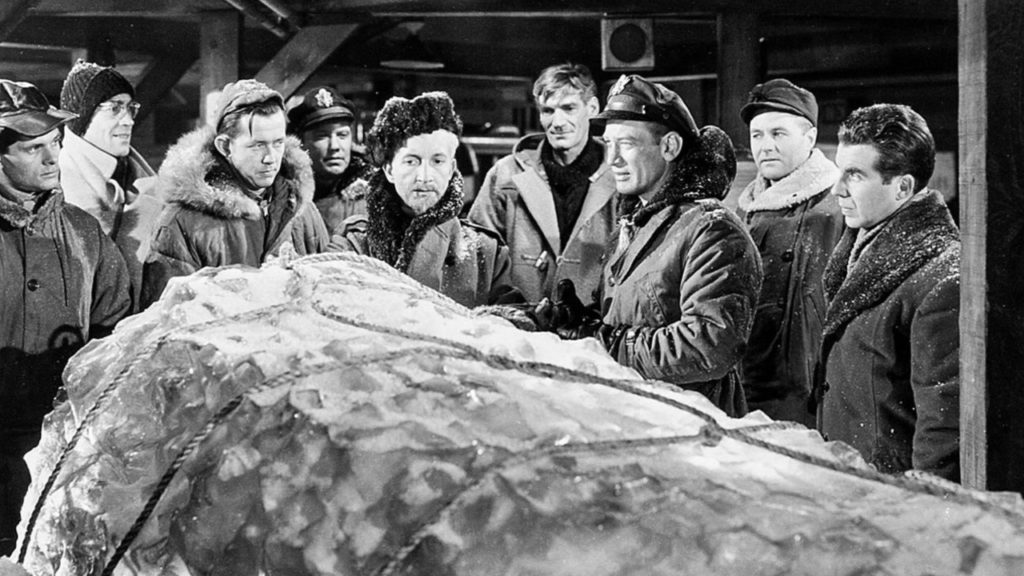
[533,63,598,103]
[0,127,61,154]
[838,103,935,192]
[218,99,286,139]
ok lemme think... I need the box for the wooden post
[959,0,1024,492]
[716,11,760,157]
[200,11,241,127]
[255,23,360,100]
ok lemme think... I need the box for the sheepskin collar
[365,168,464,272]
[738,148,840,213]
[823,189,959,337]
[156,125,313,220]
[0,182,62,229]
[620,126,736,229]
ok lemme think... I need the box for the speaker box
[601,18,655,71]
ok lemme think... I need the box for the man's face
[1,129,62,193]
[749,111,816,182]
[602,120,672,201]
[301,119,353,179]
[385,129,459,216]
[83,92,135,158]
[220,111,288,191]
[538,88,598,155]
[831,143,904,229]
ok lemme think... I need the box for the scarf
[737,148,840,213]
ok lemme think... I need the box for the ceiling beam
[134,54,197,123]
[254,23,359,100]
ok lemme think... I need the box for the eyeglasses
[97,100,141,119]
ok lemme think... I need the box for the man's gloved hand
[534,279,599,334]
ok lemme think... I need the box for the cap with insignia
[288,86,357,134]
[592,74,699,143]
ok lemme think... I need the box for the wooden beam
[200,11,240,126]
[133,54,197,123]
[716,11,759,156]
[959,0,1024,492]
[0,0,36,43]
[254,23,359,100]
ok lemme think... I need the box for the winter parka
[140,127,329,308]
[59,129,163,311]
[819,189,960,481]
[736,149,844,426]
[600,127,763,417]
[0,187,131,431]
[313,151,372,235]
[332,170,524,308]
[468,134,616,303]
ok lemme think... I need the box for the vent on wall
[601,18,655,71]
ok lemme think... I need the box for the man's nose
[41,145,59,164]
[328,134,342,150]
[831,179,848,197]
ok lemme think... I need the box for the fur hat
[740,78,818,126]
[367,91,462,165]
[60,59,135,135]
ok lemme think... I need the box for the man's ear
[661,131,684,162]
[213,134,232,158]
[805,126,818,148]
[586,96,600,117]
[383,161,395,184]
[896,174,916,200]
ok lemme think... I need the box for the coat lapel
[568,164,614,243]
[612,205,676,283]
[511,168,561,256]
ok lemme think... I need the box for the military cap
[740,78,818,126]
[288,86,357,134]
[591,74,699,142]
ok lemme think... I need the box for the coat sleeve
[140,213,200,309]
[90,223,132,339]
[299,202,330,254]
[620,214,763,384]
[909,263,960,481]
[486,242,526,305]
[466,163,509,243]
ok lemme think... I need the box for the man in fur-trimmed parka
[546,75,763,417]
[735,79,844,426]
[140,80,329,308]
[330,91,523,309]
[819,104,960,481]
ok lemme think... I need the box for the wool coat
[59,129,164,311]
[141,127,329,308]
[333,170,523,308]
[736,149,844,426]
[599,127,763,417]
[313,151,372,236]
[0,187,130,432]
[468,134,617,303]
[819,189,960,481]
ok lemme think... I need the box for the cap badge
[315,88,334,109]
[609,75,631,97]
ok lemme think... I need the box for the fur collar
[621,125,736,228]
[365,168,464,272]
[0,184,62,229]
[737,148,840,213]
[823,189,959,336]
[156,125,313,220]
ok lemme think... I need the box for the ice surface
[13,252,1024,575]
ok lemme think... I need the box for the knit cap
[366,91,462,165]
[212,79,284,131]
[60,59,135,135]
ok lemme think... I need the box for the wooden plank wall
[959,0,1024,492]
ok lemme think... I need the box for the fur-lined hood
[823,189,959,337]
[620,125,737,228]
[738,148,840,213]
[0,182,62,229]
[156,125,313,220]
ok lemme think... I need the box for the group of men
[0,60,960,555]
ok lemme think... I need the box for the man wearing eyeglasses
[59,60,164,310]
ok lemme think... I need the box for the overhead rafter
[254,23,359,100]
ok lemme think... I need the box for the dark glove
[534,279,601,334]
[567,322,630,357]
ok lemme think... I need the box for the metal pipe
[221,0,290,39]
